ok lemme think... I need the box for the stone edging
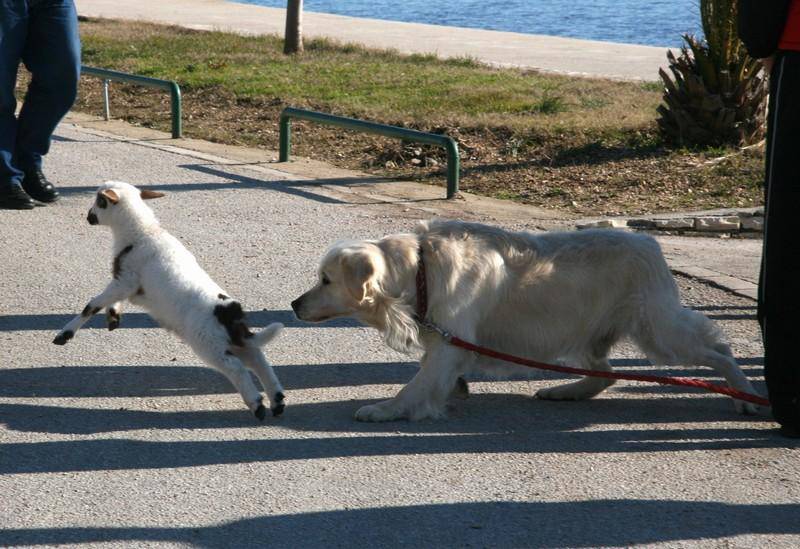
[577,210,764,235]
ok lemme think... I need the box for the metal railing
[80,66,182,138]
[279,107,460,198]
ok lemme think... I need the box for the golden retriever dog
[291,220,759,422]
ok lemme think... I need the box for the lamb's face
[86,182,164,227]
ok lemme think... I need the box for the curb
[577,209,764,237]
[670,266,758,302]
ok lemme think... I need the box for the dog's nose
[87,211,98,225]
[290,298,301,314]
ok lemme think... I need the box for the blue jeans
[0,0,80,186]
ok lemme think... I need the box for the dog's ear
[99,189,120,204]
[140,189,166,200]
[341,251,376,303]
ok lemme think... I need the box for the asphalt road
[1,123,798,548]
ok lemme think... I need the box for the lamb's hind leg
[106,302,123,331]
[237,348,286,417]
[203,350,267,420]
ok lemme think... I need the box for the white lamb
[54,181,286,420]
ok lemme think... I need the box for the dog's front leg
[54,279,137,345]
[356,341,473,422]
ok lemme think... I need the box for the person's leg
[0,0,35,208]
[15,0,80,201]
[760,51,800,437]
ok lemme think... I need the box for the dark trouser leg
[760,51,800,430]
[14,0,80,172]
[0,0,28,187]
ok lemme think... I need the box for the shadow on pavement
[0,362,418,398]
[2,500,799,547]
[0,391,786,470]
[0,355,765,400]
[50,163,448,205]
[0,310,360,331]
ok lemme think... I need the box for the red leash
[415,247,770,407]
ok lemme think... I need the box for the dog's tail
[249,322,283,347]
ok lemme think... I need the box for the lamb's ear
[341,252,376,303]
[99,189,120,204]
[140,189,166,200]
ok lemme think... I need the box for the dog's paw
[535,386,580,401]
[53,330,74,345]
[734,399,762,416]
[271,391,285,417]
[355,401,404,422]
[450,377,470,400]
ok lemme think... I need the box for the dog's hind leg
[536,333,617,401]
[635,307,762,414]
[535,357,616,401]
[694,345,761,415]
[356,340,473,422]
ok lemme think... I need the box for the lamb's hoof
[53,331,73,345]
[254,404,267,421]
[107,315,120,331]
[271,392,285,417]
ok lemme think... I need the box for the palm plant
[657,0,767,147]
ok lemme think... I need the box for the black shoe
[778,424,800,439]
[21,168,60,203]
[0,183,35,210]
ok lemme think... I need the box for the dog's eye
[321,274,331,285]
[96,195,107,209]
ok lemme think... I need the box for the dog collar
[415,246,428,321]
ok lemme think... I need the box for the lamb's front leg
[54,280,137,345]
[355,340,474,422]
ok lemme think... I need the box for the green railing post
[279,112,291,162]
[278,107,459,198]
[169,82,182,139]
[81,66,183,138]
[444,137,460,199]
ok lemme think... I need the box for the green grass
[79,18,662,137]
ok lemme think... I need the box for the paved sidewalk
[75,0,670,81]
[1,119,797,548]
